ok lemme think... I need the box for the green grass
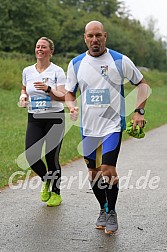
[0,70,167,188]
[0,53,68,90]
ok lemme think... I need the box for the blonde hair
[38,37,55,52]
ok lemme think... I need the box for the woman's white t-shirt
[22,62,66,113]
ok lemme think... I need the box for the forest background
[0,0,167,70]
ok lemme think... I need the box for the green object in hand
[126,120,146,139]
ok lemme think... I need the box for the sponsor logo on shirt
[101,65,108,77]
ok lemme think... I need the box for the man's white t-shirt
[66,48,143,137]
[22,62,66,113]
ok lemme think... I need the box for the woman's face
[35,39,52,60]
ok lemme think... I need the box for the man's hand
[132,113,146,131]
[70,107,79,121]
[126,120,146,139]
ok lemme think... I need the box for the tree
[0,0,166,70]
[0,0,60,53]
[59,0,121,17]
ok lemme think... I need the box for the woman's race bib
[31,95,52,111]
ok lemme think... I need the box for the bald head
[84,20,107,57]
[85,21,105,33]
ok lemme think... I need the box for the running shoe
[47,192,62,207]
[40,181,51,202]
[96,209,106,229]
[105,210,118,234]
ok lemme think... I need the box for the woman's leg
[45,141,62,194]
[25,114,47,180]
[44,111,65,194]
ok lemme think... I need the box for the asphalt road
[0,125,167,252]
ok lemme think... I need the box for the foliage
[0,0,167,70]
[59,0,120,17]
[0,0,60,54]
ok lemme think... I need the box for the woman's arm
[19,85,29,107]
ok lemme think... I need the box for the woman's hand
[34,82,48,92]
[19,93,29,108]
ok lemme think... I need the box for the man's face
[84,24,107,57]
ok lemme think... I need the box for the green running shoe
[47,192,62,207]
[40,181,51,202]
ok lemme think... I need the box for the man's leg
[101,164,119,234]
[101,165,119,212]
[101,132,122,234]
[88,168,107,210]
[88,167,108,229]
[82,135,107,229]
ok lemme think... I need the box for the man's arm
[132,78,148,129]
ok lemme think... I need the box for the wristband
[45,85,51,93]
[19,94,27,100]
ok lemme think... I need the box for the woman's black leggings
[25,111,65,194]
